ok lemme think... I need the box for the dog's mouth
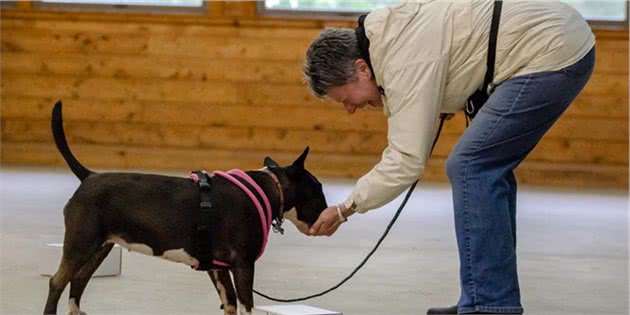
[282,208,310,234]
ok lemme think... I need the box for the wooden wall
[1,1,628,188]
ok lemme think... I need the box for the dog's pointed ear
[291,146,309,171]
[264,156,279,168]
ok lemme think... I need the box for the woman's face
[326,59,383,114]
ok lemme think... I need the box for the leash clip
[465,98,476,116]
[272,218,284,235]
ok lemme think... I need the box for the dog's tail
[52,101,93,181]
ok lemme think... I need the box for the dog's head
[264,147,327,232]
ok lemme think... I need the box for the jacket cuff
[344,195,365,214]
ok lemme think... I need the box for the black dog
[44,101,327,315]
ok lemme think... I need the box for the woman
[303,1,595,314]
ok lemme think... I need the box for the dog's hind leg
[43,247,98,315]
[209,270,238,315]
[68,243,115,315]
[231,263,255,315]
[44,255,75,315]
[44,203,103,315]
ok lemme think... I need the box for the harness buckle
[200,201,212,209]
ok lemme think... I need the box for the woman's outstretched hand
[308,204,354,236]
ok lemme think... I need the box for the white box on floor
[255,305,342,315]
[39,243,122,277]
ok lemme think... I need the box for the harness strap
[190,169,274,270]
[228,169,273,230]
[213,170,272,260]
[190,170,220,271]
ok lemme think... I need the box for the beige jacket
[345,0,595,213]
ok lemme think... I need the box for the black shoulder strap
[465,0,503,122]
[355,14,376,76]
[355,14,385,96]
[483,0,502,92]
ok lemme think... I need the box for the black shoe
[427,305,458,314]
[427,305,522,315]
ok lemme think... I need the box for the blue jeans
[446,48,595,314]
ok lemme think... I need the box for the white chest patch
[106,235,154,256]
[161,249,199,266]
[106,235,199,267]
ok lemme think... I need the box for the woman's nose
[343,102,356,114]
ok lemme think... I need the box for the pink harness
[189,169,272,269]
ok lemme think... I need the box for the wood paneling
[1,3,627,188]
[3,96,627,140]
[2,52,305,83]
[2,142,626,188]
[4,119,628,164]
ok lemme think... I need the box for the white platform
[39,242,122,277]
[255,305,342,315]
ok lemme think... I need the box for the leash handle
[253,117,446,302]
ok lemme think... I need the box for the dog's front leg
[208,270,237,315]
[231,263,255,315]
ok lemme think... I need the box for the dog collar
[263,167,286,234]
[263,167,285,213]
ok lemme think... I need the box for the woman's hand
[309,204,353,236]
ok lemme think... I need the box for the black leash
[253,116,447,302]
[253,1,502,302]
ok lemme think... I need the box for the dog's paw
[224,304,237,315]
[238,303,252,315]
[68,298,87,315]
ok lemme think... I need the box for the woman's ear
[354,59,372,79]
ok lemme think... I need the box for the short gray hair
[303,28,361,98]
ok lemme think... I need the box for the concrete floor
[1,167,628,315]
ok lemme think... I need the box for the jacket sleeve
[345,57,449,213]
